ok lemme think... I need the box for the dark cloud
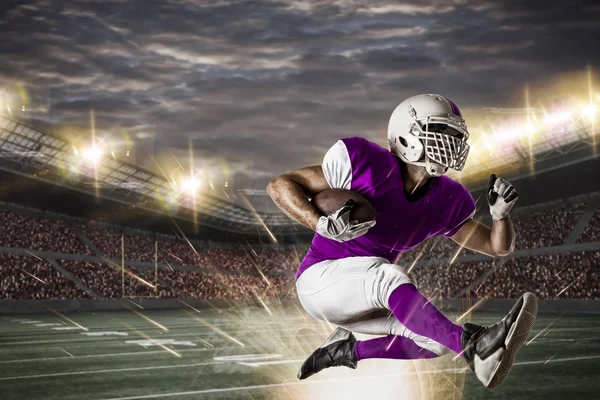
[0,0,598,211]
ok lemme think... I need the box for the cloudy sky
[1,0,599,211]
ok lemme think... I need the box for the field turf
[1,305,599,399]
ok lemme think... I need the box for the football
[311,189,376,223]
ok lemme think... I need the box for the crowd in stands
[0,210,92,255]
[512,203,587,249]
[251,248,300,273]
[159,240,214,269]
[411,261,493,299]
[473,252,600,300]
[0,205,598,301]
[206,248,256,272]
[404,203,589,262]
[84,226,158,263]
[579,207,600,243]
[0,254,89,299]
[60,260,168,298]
[0,250,597,300]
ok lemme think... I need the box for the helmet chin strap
[425,157,447,177]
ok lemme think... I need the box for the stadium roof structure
[0,111,597,235]
[0,116,304,235]
[447,104,599,186]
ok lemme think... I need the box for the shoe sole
[487,292,538,389]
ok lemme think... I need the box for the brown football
[311,189,376,223]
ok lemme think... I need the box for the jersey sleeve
[321,140,352,190]
[442,185,476,237]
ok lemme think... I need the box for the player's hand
[487,174,518,221]
[316,199,376,242]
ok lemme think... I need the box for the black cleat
[297,327,358,380]
[461,292,538,389]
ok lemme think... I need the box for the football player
[267,94,537,389]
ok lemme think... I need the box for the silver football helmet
[387,94,470,177]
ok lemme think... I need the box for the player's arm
[268,140,375,241]
[266,165,329,231]
[450,174,518,257]
[450,217,515,257]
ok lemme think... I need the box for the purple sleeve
[442,184,476,238]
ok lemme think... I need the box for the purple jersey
[296,136,476,280]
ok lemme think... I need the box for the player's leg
[354,335,439,361]
[385,281,464,354]
[295,257,443,378]
[295,257,395,379]
[374,265,538,388]
[337,311,449,360]
[296,257,538,387]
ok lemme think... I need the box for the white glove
[487,174,518,220]
[316,199,376,242]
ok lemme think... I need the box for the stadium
[1,1,600,400]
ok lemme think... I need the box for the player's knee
[377,264,416,303]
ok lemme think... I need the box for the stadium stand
[0,210,92,255]
[159,239,216,269]
[0,198,598,301]
[0,254,90,299]
[84,226,158,263]
[156,269,222,299]
[411,261,493,299]
[471,252,600,300]
[579,206,600,243]
[59,260,161,298]
[512,203,588,249]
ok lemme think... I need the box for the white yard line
[0,325,304,346]
[0,346,230,364]
[0,318,302,334]
[94,354,600,400]
[0,361,222,381]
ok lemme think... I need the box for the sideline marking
[0,362,221,381]
[213,354,281,362]
[94,354,600,400]
[81,332,128,337]
[238,359,303,368]
[126,339,196,347]
[0,346,230,364]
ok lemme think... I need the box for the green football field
[1,304,599,400]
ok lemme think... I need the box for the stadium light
[581,103,598,120]
[81,145,102,163]
[179,176,201,193]
[543,111,573,125]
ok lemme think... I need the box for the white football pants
[295,256,449,355]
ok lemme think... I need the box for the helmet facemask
[390,113,470,176]
[417,118,470,172]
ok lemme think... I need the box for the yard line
[0,361,223,381]
[0,323,309,343]
[0,314,304,333]
[0,346,231,364]
[94,354,600,400]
